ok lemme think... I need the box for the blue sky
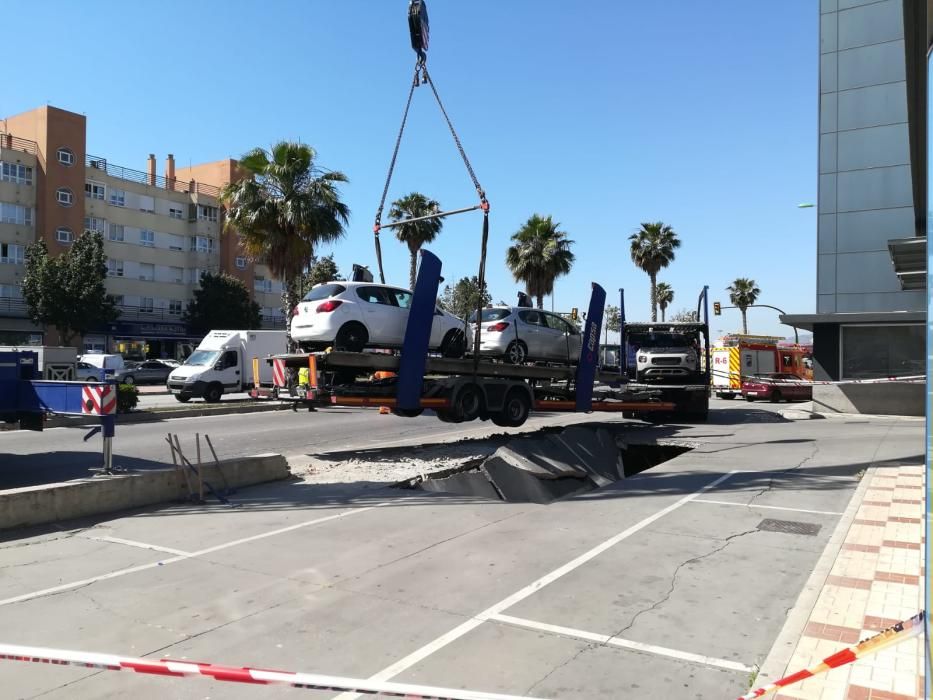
[5,0,817,339]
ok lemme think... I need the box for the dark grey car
[114,360,175,385]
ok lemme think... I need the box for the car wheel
[174,394,191,403]
[492,389,531,427]
[504,340,528,365]
[441,329,467,358]
[335,322,368,353]
[204,383,223,403]
[121,375,135,386]
[745,396,755,402]
[770,390,783,403]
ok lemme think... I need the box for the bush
[117,384,139,413]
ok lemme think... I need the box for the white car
[75,361,105,382]
[291,282,467,357]
[470,307,582,364]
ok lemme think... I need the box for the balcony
[0,133,39,156]
[260,314,286,330]
[85,155,221,198]
[0,297,29,317]
[117,304,185,323]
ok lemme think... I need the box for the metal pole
[379,204,482,230]
[619,288,626,378]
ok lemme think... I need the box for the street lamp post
[720,303,799,344]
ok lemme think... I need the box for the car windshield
[631,332,694,348]
[184,350,220,366]
[303,284,345,301]
[469,308,511,323]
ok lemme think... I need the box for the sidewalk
[768,465,925,700]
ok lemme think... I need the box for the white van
[78,353,125,378]
[166,330,286,403]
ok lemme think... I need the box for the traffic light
[713,301,722,316]
[571,307,578,321]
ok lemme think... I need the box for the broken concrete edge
[0,453,290,532]
[751,466,875,686]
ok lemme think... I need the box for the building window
[187,268,204,284]
[140,229,155,247]
[841,325,924,380]
[57,148,75,166]
[138,263,154,281]
[112,294,125,307]
[168,234,184,251]
[189,235,213,253]
[107,259,124,277]
[168,299,183,315]
[0,243,25,264]
[140,297,154,313]
[85,182,106,200]
[169,207,184,220]
[197,204,219,222]
[56,227,74,244]
[0,283,24,299]
[0,202,33,225]
[84,216,106,234]
[0,162,32,185]
[235,256,247,269]
[56,187,74,206]
[254,276,273,293]
[109,188,126,207]
[170,266,183,283]
[108,223,124,241]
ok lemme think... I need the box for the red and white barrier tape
[0,643,541,700]
[709,368,923,387]
[739,611,924,699]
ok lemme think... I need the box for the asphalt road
[0,402,921,699]
[0,402,627,489]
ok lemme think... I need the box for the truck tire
[492,389,530,427]
[335,323,368,353]
[204,383,223,403]
[453,383,483,422]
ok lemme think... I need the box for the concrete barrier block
[0,453,290,532]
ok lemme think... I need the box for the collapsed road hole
[396,430,693,504]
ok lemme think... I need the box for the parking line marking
[691,499,844,516]
[336,471,738,699]
[82,535,192,557]
[490,613,755,673]
[0,505,383,608]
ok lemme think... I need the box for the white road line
[691,499,844,516]
[336,471,738,699]
[490,614,755,674]
[82,535,192,557]
[0,505,383,608]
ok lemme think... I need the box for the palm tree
[220,142,349,337]
[727,278,761,334]
[629,222,681,322]
[656,282,674,322]
[505,214,575,309]
[388,192,442,290]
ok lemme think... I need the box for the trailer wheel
[453,383,483,422]
[436,409,461,423]
[504,340,528,365]
[492,389,530,427]
[335,322,368,353]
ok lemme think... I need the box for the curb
[29,402,290,429]
[752,465,876,685]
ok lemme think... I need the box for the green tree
[669,308,698,322]
[388,192,443,290]
[438,275,491,321]
[183,272,261,335]
[656,282,674,322]
[603,304,622,344]
[220,142,349,345]
[727,278,761,334]
[629,221,681,322]
[299,254,341,297]
[505,214,575,309]
[21,231,118,347]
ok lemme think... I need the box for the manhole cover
[757,518,821,537]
